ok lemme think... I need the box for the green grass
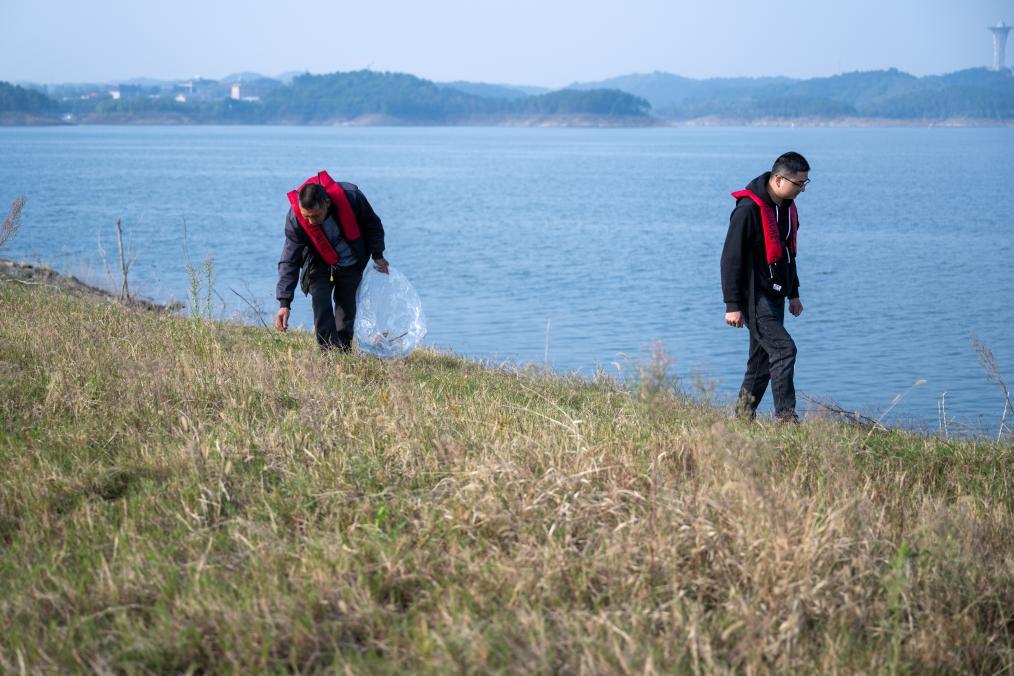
[1,281,1012,673]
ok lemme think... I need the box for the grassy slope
[1,282,1011,673]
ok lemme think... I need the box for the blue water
[1,125,1012,434]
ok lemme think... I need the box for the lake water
[1,125,1012,435]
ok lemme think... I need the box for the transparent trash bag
[354,264,427,359]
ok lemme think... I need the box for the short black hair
[299,183,329,210]
[772,151,810,176]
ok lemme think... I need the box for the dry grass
[1,281,1012,673]
[1,195,26,250]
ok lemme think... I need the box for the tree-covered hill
[572,67,1014,120]
[672,95,857,120]
[1,71,651,125]
[516,88,650,117]
[0,81,60,121]
[64,96,264,124]
[439,81,548,100]
[262,70,651,123]
[569,71,795,111]
[261,70,502,123]
[3,66,1012,125]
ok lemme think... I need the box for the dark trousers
[738,293,797,419]
[306,262,363,351]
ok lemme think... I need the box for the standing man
[721,152,810,422]
[275,171,389,351]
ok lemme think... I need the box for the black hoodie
[720,172,800,313]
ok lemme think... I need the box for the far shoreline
[0,258,180,313]
[3,116,1013,129]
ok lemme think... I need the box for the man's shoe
[775,411,800,425]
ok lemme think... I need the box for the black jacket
[720,172,800,313]
[276,182,386,308]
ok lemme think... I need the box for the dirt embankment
[661,116,1014,128]
[0,112,68,126]
[0,258,180,312]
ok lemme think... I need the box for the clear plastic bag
[354,264,427,359]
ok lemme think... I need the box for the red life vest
[731,189,798,265]
[287,171,362,266]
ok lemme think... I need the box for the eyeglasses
[778,175,810,188]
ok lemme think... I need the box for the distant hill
[119,77,176,88]
[220,72,276,83]
[516,88,649,117]
[274,71,309,85]
[3,67,1012,125]
[0,81,61,123]
[262,70,498,123]
[569,71,796,111]
[571,68,1014,120]
[440,81,550,100]
[6,70,648,125]
[261,70,651,124]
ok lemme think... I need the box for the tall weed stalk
[972,334,1013,442]
[0,195,26,250]
[187,255,216,322]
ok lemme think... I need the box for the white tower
[988,21,1012,71]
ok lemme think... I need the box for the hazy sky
[1,0,1011,86]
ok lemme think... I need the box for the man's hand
[275,307,290,332]
[373,257,390,274]
[725,311,745,328]
[789,298,803,317]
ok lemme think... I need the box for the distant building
[175,78,219,100]
[988,20,1012,71]
[227,79,278,102]
[109,84,144,100]
[175,93,187,103]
